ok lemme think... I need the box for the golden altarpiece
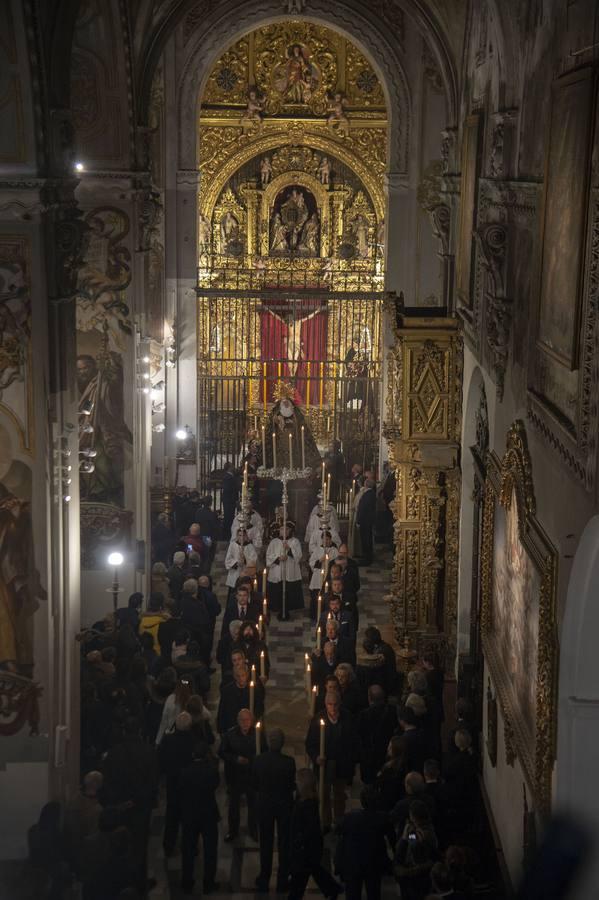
[194,22,462,666]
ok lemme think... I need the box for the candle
[272,431,277,469]
[321,461,326,495]
[301,425,305,469]
[249,680,255,715]
[306,361,311,410]
[317,593,322,623]
[258,614,264,639]
[262,568,267,595]
[277,362,282,379]
[327,416,331,432]
[319,362,324,408]
[319,717,326,758]
[260,650,266,679]
[255,720,261,755]
[316,625,322,651]
[311,685,317,716]
[263,363,267,410]
[253,577,258,594]
[306,663,311,700]
[263,596,268,620]
[261,425,266,462]
[288,432,293,470]
[319,718,326,821]
[254,415,258,433]
[251,663,256,683]
[244,462,248,488]
[321,554,328,589]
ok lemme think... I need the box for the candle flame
[320,719,325,726]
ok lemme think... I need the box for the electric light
[108,552,124,567]
[176,429,187,440]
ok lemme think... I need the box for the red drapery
[260,299,327,406]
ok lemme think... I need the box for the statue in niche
[298,212,320,255]
[317,156,331,185]
[281,188,309,251]
[199,214,211,253]
[351,215,370,258]
[376,218,385,256]
[220,211,241,255]
[270,213,289,254]
[273,44,320,104]
[327,91,349,135]
[260,156,273,188]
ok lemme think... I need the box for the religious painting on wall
[77,206,134,569]
[480,421,558,816]
[272,43,321,105]
[537,67,596,368]
[456,113,482,310]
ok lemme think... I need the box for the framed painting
[537,67,596,369]
[456,113,483,310]
[480,420,558,816]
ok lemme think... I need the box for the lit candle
[311,685,317,716]
[319,362,324,408]
[258,614,264,639]
[319,718,326,820]
[306,663,311,700]
[263,596,268,620]
[288,432,293,470]
[251,663,256,683]
[272,431,277,469]
[301,425,305,469]
[255,720,261,755]
[306,361,311,410]
[277,362,282,379]
[327,473,331,502]
[263,363,267,410]
[261,425,266,462]
[321,461,326,495]
[244,462,248,489]
[249,680,255,715]
[316,625,321,651]
[253,577,258,594]
[319,717,326,758]
[321,554,328,589]
[262,568,267,595]
[260,650,266,679]
[317,593,322,624]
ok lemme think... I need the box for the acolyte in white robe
[225,539,258,588]
[266,537,302,583]
[308,544,339,591]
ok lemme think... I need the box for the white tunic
[225,539,258,588]
[266,537,303,583]
[231,511,264,547]
[304,503,341,547]
[309,545,339,591]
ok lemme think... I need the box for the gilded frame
[480,420,558,816]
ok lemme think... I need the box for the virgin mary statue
[263,382,320,471]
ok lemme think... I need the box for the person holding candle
[310,639,341,694]
[224,528,258,601]
[233,620,270,683]
[327,545,361,595]
[252,728,296,893]
[304,496,341,550]
[217,666,265,735]
[219,708,264,842]
[315,617,356,668]
[305,692,358,829]
[221,584,261,639]
[230,505,264,549]
[265,520,303,620]
[308,531,339,622]
[316,595,356,645]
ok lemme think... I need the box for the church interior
[1,0,599,897]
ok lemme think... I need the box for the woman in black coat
[288,769,342,900]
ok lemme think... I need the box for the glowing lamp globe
[108,552,124,567]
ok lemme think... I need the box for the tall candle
[301,425,305,469]
[251,663,256,683]
[319,718,326,758]
[253,577,258,594]
[319,719,326,820]
[277,362,282,379]
[249,680,255,715]
[258,614,264,639]
[244,462,248,488]
[263,363,267,410]
[261,425,266,462]
[327,473,331,501]
[317,593,322,623]
[319,362,324,408]
[262,568,267,595]
[263,596,268,620]
[321,461,326,495]
[272,431,277,469]
[316,625,322,651]
[254,415,258,433]
[306,663,311,700]
[260,650,266,679]
[306,361,311,410]
[255,720,261,755]
[327,416,331,432]
[288,432,293,470]
[311,685,317,716]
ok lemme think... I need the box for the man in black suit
[311,639,340,693]
[356,685,398,784]
[253,728,296,892]
[179,740,220,894]
[221,584,260,638]
[221,462,239,540]
[363,626,399,697]
[356,477,377,565]
[328,545,361,594]
[159,712,194,857]
[397,706,427,773]
[305,693,358,827]
[194,496,219,570]
[317,596,355,644]
[335,786,390,900]
[219,708,263,841]
[322,618,355,667]
[217,666,265,734]
[330,576,359,631]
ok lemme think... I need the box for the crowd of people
[25,471,490,900]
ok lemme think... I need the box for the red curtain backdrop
[260,299,328,406]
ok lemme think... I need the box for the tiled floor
[148,543,399,898]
